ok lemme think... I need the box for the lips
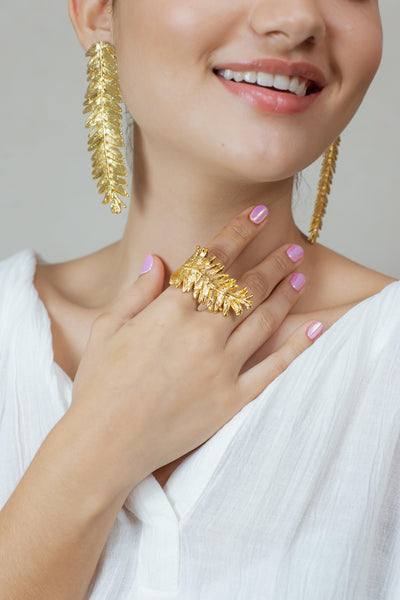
[212,57,326,92]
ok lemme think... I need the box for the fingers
[203,204,270,269]
[212,241,305,336]
[237,319,324,405]
[227,271,306,362]
[235,243,305,322]
[167,204,270,314]
[90,255,166,339]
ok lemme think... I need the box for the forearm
[0,408,139,600]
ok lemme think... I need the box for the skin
[35,0,395,486]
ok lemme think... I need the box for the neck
[102,129,312,302]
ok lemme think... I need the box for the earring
[307,136,341,244]
[83,41,129,214]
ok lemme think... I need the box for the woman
[0,0,399,598]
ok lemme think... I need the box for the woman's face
[111,0,382,182]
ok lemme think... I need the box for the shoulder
[267,242,399,355]
[307,243,398,310]
[311,245,400,354]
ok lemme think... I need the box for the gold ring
[169,246,253,317]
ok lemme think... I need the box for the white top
[1,248,400,600]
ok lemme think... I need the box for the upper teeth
[216,69,309,97]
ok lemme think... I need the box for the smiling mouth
[213,68,322,97]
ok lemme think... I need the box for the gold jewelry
[169,246,253,317]
[83,41,129,214]
[307,136,341,244]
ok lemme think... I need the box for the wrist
[47,407,142,517]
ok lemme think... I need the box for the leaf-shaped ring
[169,246,254,317]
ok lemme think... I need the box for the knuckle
[270,356,289,380]
[288,338,306,356]
[271,251,289,274]
[290,327,313,353]
[189,321,217,348]
[243,270,268,298]
[229,218,251,245]
[281,281,298,305]
[254,308,276,333]
[207,245,230,268]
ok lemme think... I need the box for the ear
[68,0,114,52]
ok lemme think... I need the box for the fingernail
[249,205,269,224]
[290,273,306,292]
[307,321,324,340]
[140,254,154,274]
[286,245,304,263]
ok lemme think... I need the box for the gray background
[1,1,399,278]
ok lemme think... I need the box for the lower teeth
[237,80,295,95]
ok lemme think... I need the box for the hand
[69,205,322,493]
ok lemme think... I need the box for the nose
[248,0,326,50]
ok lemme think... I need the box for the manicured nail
[307,321,324,340]
[249,205,269,224]
[140,254,154,274]
[286,244,304,263]
[290,273,306,291]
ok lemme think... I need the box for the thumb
[106,254,166,326]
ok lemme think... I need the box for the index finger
[167,204,269,313]
[202,204,270,270]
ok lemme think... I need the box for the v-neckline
[26,248,400,523]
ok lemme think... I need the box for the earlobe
[68,0,113,52]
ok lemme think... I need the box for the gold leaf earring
[307,136,341,244]
[83,41,129,214]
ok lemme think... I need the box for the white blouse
[1,248,400,600]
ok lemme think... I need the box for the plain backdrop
[1,1,399,277]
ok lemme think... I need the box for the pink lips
[213,57,326,90]
[216,74,321,115]
[213,57,326,115]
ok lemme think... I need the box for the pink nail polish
[286,245,304,263]
[140,254,154,274]
[249,205,269,224]
[290,273,306,291]
[307,321,324,340]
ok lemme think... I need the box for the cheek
[113,0,232,130]
[332,9,383,129]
